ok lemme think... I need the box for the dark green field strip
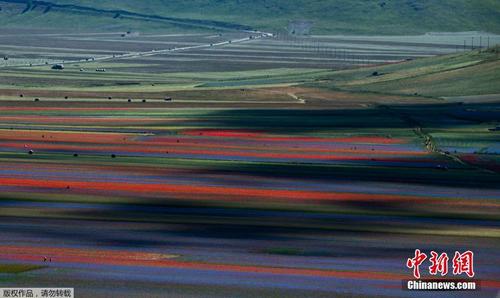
[0,107,421,137]
[0,152,497,189]
[2,189,499,223]
[0,264,46,274]
[0,67,333,90]
[1,204,498,238]
[0,69,184,82]
[197,70,331,88]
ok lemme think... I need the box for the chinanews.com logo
[403,249,480,291]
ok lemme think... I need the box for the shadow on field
[188,101,500,189]
[1,101,499,254]
[50,197,499,243]
[202,102,500,133]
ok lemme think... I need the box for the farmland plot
[0,28,499,297]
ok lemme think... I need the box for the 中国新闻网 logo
[406,249,475,279]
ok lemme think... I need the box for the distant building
[287,20,313,35]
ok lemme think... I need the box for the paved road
[3,31,274,69]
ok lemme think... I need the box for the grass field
[0,264,45,274]
[2,0,500,34]
[311,46,500,97]
[0,27,499,297]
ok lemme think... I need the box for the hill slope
[0,0,500,34]
[313,47,500,97]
